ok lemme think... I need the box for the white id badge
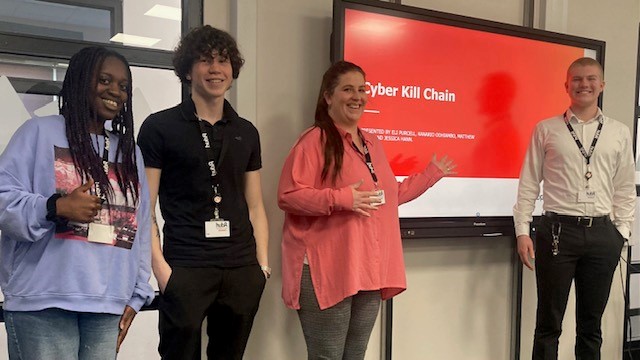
[370,190,386,206]
[577,189,597,203]
[87,223,115,244]
[205,220,231,238]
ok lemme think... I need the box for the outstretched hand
[431,154,457,176]
[349,179,380,217]
[56,178,102,223]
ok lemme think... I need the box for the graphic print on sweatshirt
[53,145,137,249]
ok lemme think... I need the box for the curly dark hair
[314,61,366,185]
[173,25,244,84]
[59,46,139,205]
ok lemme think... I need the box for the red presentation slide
[344,9,585,178]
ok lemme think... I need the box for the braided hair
[58,46,139,205]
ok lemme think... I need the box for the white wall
[395,237,516,360]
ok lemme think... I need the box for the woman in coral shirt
[278,61,455,359]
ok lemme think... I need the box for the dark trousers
[158,264,266,360]
[532,216,624,360]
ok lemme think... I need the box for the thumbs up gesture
[56,178,103,223]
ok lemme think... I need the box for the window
[0,0,183,51]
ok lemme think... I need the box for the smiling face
[565,64,604,110]
[189,51,233,101]
[325,71,368,130]
[92,56,129,122]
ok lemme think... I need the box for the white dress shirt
[514,108,636,242]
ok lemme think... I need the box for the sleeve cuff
[425,162,444,179]
[333,186,353,211]
[127,292,153,312]
[515,224,530,238]
[616,224,631,240]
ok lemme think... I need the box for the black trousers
[532,216,624,360]
[158,264,266,360]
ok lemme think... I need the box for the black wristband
[45,193,63,221]
[46,193,69,231]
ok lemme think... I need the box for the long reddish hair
[314,61,365,184]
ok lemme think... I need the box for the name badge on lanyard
[370,190,386,206]
[88,133,114,244]
[578,189,597,203]
[354,131,384,206]
[564,112,603,191]
[205,220,230,238]
[88,223,115,244]
[197,117,232,238]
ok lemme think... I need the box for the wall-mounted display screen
[333,0,605,232]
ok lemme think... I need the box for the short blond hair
[567,57,604,79]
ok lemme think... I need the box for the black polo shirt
[138,98,261,267]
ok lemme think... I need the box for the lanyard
[563,112,603,182]
[197,118,223,219]
[101,132,110,174]
[351,132,379,188]
[94,132,110,203]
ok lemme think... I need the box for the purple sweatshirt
[0,115,153,314]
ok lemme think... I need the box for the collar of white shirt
[565,107,604,124]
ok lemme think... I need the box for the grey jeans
[298,264,381,360]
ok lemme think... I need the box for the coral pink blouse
[278,126,443,310]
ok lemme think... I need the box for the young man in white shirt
[514,57,636,359]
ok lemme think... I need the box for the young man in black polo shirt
[137,25,269,360]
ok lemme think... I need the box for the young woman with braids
[0,46,153,359]
[278,61,457,359]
